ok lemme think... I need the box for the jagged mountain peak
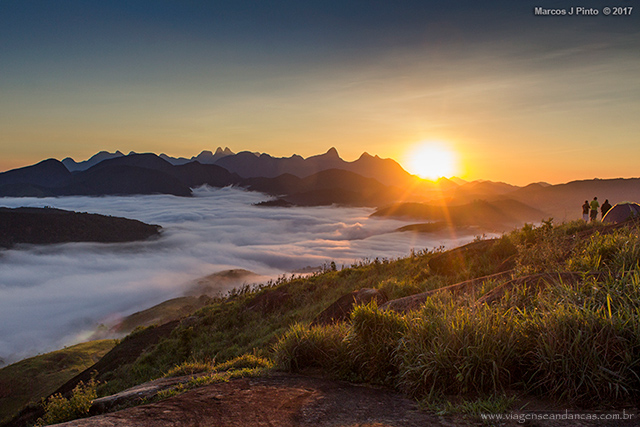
[214,147,234,155]
[61,150,125,172]
[325,147,339,157]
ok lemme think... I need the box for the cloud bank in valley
[0,187,478,364]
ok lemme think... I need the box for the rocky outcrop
[53,374,442,427]
[246,288,291,315]
[474,271,606,306]
[379,271,513,313]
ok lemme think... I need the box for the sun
[405,142,457,180]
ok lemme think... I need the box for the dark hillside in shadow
[0,207,161,248]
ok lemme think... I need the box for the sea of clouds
[0,186,479,365]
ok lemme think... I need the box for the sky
[0,187,477,364]
[1,0,639,185]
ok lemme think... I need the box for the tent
[602,202,640,224]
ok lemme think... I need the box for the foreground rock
[0,207,160,248]
[50,373,638,427]
[56,374,455,427]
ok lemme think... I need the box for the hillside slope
[5,220,640,426]
[0,341,116,423]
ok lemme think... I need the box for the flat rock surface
[53,374,639,427]
[56,374,467,427]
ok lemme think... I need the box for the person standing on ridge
[590,197,600,222]
[601,199,612,219]
[582,200,590,222]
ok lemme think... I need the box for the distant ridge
[0,153,242,198]
[506,177,640,221]
[0,150,410,206]
[213,147,416,186]
[7,147,416,186]
[62,151,124,172]
[247,168,401,207]
[160,147,235,166]
[0,159,71,196]
[8,148,639,219]
[372,199,548,230]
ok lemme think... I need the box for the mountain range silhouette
[2,148,638,226]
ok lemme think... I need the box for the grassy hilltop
[4,219,640,425]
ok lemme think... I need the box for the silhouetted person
[582,200,590,222]
[590,197,600,222]
[601,199,612,219]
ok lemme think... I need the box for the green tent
[602,202,640,224]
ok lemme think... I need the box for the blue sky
[1,0,638,184]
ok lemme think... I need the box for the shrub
[273,322,350,374]
[157,364,271,401]
[164,360,217,377]
[214,354,273,372]
[36,379,97,426]
[164,354,272,378]
[346,303,408,384]
[512,220,598,275]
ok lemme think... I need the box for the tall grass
[527,305,639,403]
[346,303,408,384]
[272,323,351,374]
[397,304,527,397]
[567,230,640,273]
[275,222,640,406]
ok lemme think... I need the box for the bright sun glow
[406,142,457,180]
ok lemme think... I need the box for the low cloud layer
[0,186,478,365]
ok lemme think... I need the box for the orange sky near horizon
[2,108,637,187]
[1,2,639,187]
[0,130,638,187]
